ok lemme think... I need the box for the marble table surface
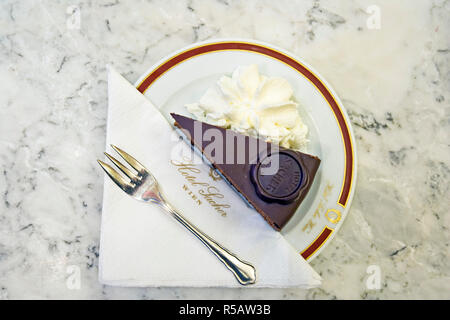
[0,0,448,299]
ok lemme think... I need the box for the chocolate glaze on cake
[171,113,321,231]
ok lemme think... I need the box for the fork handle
[160,202,256,285]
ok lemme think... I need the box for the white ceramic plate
[135,39,357,260]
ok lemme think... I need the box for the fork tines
[97,145,147,192]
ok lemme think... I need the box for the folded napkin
[98,66,322,288]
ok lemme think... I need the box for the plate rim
[133,38,358,261]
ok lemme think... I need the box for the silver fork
[98,145,256,285]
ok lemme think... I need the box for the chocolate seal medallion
[251,150,308,204]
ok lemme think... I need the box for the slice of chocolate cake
[171,113,321,231]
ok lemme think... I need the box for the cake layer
[171,113,320,231]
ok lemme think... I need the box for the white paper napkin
[98,66,322,288]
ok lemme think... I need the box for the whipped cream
[185,64,308,150]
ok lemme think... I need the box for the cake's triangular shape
[171,113,321,231]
